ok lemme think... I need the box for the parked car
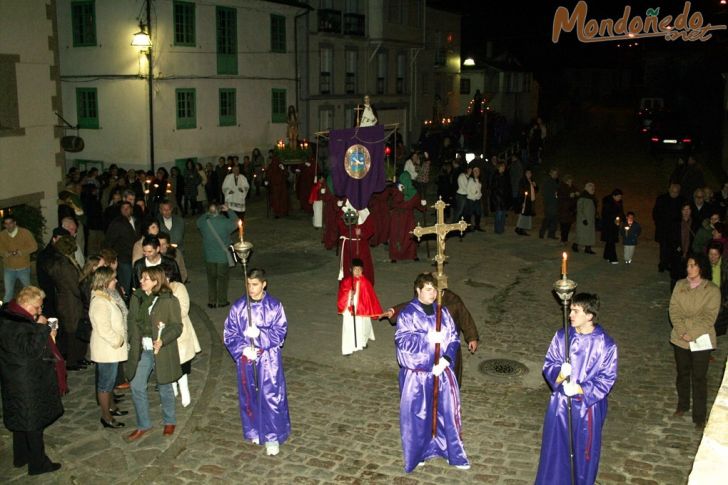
[636,97,665,136]
[648,112,698,154]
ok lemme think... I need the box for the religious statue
[286,105,299,148]
[356,95,378,127]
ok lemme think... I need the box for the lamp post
[131,0,155,171]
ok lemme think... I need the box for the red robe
[296,162,316,213]
[267,162,289,217]
[388,191,424,261]
[336,275,382,317]
[367,186,394,247]
[321,187,342,250]
[336,215,375,285]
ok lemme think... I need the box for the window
[175,89,196,129]
[345,104,355,128]
[376,51,387,95]
[345,49,357,94]
[396,52,406,94]
[76,88,99,129]
[173,1,195,46]
[219,89,236,126]
[271,15,286,53]
[320,46,333,95]
[344,0,359,13]
[460,78,471,95]
[0,55,21,135]
[71,1,96,47]
[272,89,286,123]
[319,107,334,131]
[217,7,237,74]
[420,72,430,95]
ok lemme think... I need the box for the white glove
[337,200,344,207]
[559,362,572,380]
[427,330,444,345]
[563,380,580,397]
[243,325,260,339]
[320,188,325,194]
[305,162,311,167]
[432,359,449,376]
[421,200,427,206]
[243,346,258,361]
[278,164,284,170]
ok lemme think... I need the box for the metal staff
[231,232,258,392]
[342,208,359,348]
[553,270,577,485]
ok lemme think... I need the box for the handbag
[206,218,236,268]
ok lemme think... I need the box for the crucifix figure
[412,198,468,290]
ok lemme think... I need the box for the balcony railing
[319,72,332,94]
[318,9,342,34]
[345,72,356,94]
[343,13,365,36]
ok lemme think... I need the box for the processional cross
[411,198,468,437]
[412,198,468,290]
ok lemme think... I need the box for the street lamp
[463,57,475,66]
[131,6,155,172]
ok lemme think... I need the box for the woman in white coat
[222,164,249,220]
[169,281,201,407]
[89,267,129,428]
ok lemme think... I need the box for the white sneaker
[455,464,471,470]
[265,441,280,456]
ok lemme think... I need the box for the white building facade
[56,0,307,172]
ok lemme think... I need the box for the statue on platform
[356,95,378,127]
[287,105,299,148]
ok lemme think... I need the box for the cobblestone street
[2,192,726,484]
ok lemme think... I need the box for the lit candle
[238,219,243,240]
[561,252,568,276]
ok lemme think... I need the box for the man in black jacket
[131,235,181,290]
[652,183,685,273]
[0,286,63,476]
[104,201,140,298]
[35,227,70,319]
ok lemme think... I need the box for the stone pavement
[1,192,726,484]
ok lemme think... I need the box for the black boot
[571,243,579,253]
[585,246,595,254]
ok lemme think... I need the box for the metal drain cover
[479,359,529,378]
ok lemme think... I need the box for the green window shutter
[76,87,99,129]
[173,1,196,46]
[71,1,97,47]
[271,89,286,123]
[219,89,236,126]
[270,15,286,53]
[216,7,238,75]
[175,88,196,129]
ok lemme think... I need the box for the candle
[154,322,165,355]
[561,252,568,276]
[238,219,244,241]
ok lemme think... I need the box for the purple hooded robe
[224,292,291,445]
[535,325,618,485]
[395,299,469,473]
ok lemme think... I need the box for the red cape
[337,275,382,317]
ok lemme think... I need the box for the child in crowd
[620,211,642,264]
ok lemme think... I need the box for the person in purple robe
[395,273,469,473]
[223,268,290,456]
[535,293,618,485]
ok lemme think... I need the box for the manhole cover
[479,359,529,378]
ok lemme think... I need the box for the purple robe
[535,325,618,485]
[395,299,469,473]
[223,292,291,444]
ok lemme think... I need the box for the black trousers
[673,345,711,423]
[13,430,49,472]
[560,222,572,243]
[658,240,672,270]
[539,213,558,238]
[603,241,617,262]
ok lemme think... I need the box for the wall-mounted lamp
[463,57,475,67]
[131,24,152,53]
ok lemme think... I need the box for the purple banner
[329,126,385,210]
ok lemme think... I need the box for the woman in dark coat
[515,169,537,236]
[47,235,86,370]
[0,286,63,475]
[125,266,183,441]
[601,189,625,263]
[489,162,512,234]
